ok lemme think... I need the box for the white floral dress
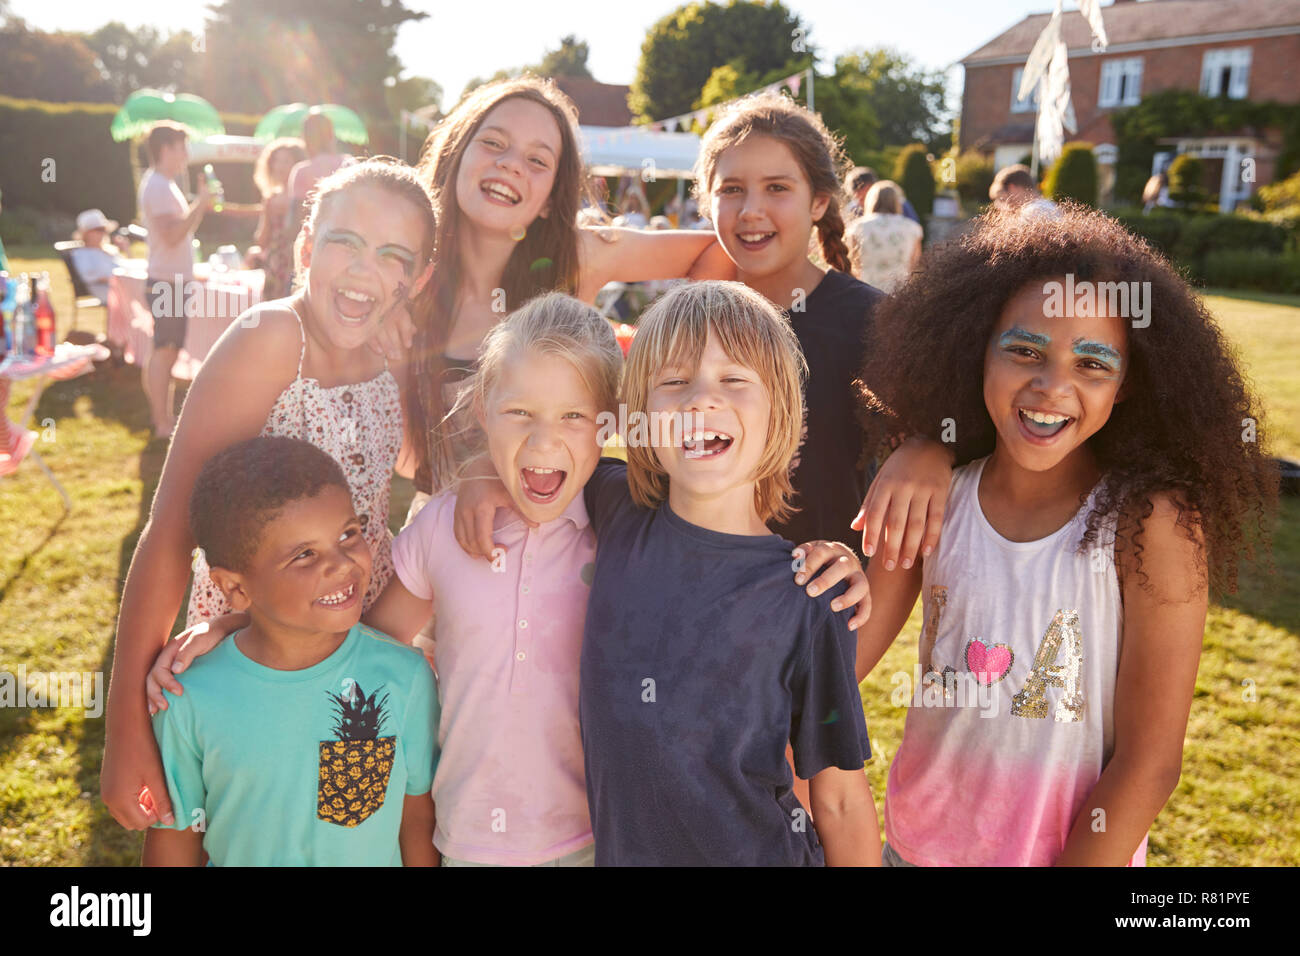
[186,306,403,626]
[848,213,924,293]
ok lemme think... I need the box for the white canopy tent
[578,126,701,180]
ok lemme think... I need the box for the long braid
[815,202,854,274]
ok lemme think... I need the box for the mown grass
[2,261,1296,865]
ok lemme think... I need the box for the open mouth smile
[333,286,377,324]
[520,465,566,503]
[482,179,522,206]
[736,231,776,252]
[682,429,734,459]
[315,581,359,610]
[1017,407,1074,442]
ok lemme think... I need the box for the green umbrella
[254,103,369,145]
[110,89,226,142]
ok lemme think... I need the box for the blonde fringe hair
[623,281,807,524]
[447,292,623,482]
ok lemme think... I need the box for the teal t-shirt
[151,622,440,866]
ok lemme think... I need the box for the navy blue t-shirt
[580,459,871,866]
[776,268,883,558]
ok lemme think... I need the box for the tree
[833,48,949,152]
[630,1,810,122]
[1043,142,1098,206]
[894,144,935,218]
[459,35,595,103]
[84,23,200,102]
[197,0,427,121]
[537,35,593,80]
[385,76,443,118]
[0,23,114,102]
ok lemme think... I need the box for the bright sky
[19,0,1068,113]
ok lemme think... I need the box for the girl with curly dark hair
[855,204,1278,867]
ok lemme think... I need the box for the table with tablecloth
[106,266,265,380]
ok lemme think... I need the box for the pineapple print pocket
[318,681,396,828]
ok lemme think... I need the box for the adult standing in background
[847,180,923,293]
[138,122,211,441]
[249,137,307,299]
[287,110,353,223]
[845,166,920,225]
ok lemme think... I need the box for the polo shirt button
[525,554,533,562]
[518,619,528,629]
[522,585,530,594]
[516,651,526,661]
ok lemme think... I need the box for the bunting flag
[1022,1,1109,166]
[1079,0,1109,49]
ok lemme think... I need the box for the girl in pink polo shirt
[365,292,619,866]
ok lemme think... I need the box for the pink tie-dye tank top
[884,456,1148,867]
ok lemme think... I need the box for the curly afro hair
[859,202,1278,596]
[189,436,351,572]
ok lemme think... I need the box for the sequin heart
[964,638,1013,684]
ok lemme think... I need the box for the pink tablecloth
[106,267,265,381]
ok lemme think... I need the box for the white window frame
[1098,57,1143,108]
[1200,47,1251,99]
[1010,67,1040,114]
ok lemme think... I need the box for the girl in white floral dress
[102,158,436,831]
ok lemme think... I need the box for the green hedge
[0,94,265,240]
[1115,210,1293,284]
[1202,250,1300,293]
[1043,142,1098,206]
[894,144,935,218]
[0,94,135,232]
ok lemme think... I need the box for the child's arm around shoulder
[366,494,449,643]
[576,227,723,300]
[856,556,923,682]
[1056,491,1208,865]
[103,304,304,830]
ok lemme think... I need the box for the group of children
[103,77,1278,867]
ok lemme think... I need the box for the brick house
[959,0,1300,208]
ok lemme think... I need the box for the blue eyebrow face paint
[998,326,1051,349]
[1072,338,1123,373]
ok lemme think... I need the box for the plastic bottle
[203,164,225,212]
[34,273,56,356]
[1,271,12,357]
[12,273,31,357]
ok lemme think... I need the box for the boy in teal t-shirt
[143,437,439,866]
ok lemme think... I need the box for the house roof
[552,76,633,127]
[962,0,1300,64]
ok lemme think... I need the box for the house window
[1099,58,1143,108]
[1011,67,1040,113]
[1200,47,1251,99]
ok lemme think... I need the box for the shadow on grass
[34,360,178,865]
[1219,495,1300,636]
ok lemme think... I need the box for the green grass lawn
[2,259,1297,865]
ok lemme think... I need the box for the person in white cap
[70,209,125,303]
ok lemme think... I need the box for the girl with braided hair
[692,89,884,554]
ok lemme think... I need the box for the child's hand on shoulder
[792,541,871,630]
[452,460,537,559]
[853,435,954,570]
[146,613,247,714]
[369,301,416,362]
